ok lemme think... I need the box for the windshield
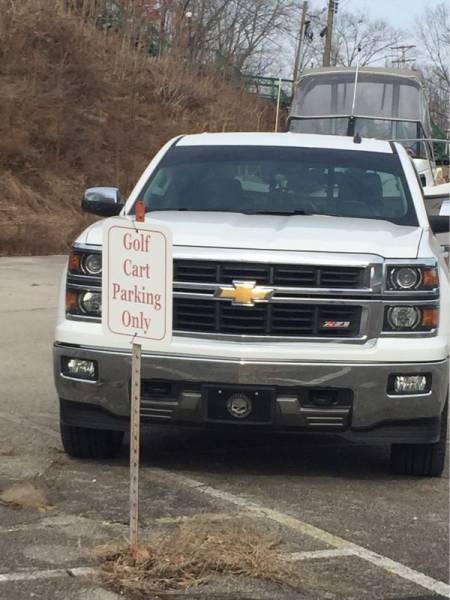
[135,145,418,226]
[290,72,431,133]
[289,118,428,159]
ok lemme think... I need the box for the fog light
[392,375,429,394]
[62,358,97,380]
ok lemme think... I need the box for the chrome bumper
[54,343,449,442]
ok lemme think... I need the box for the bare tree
[160,0,293,72]
[413,3,450,131]
[415,1,450,91]
[333,12,405,67]
[277,7,406,77]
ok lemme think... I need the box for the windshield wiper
[145,208,314,215]
[253,210,313,216]
[147,208,251,213]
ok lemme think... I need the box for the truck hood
[79,212,422,259]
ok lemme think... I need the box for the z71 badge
[321,320,351,329]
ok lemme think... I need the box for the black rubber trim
[171,134,185,147]
[398,596,449,600]
[389,140,398,154]
[60,399,129,432]
[349,417,441,444]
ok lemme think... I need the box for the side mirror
[429,215,450,234]
[82,187,124,217]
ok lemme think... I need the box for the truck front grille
[174,298,361,338]
[174,260,364,289]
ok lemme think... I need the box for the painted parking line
[0,567,96,583]
[0,511,256,535]
[287,549,355,561]
[2,415,448,597]
[155,469,450,598]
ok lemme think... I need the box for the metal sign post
[129,340,141,546]
[130,201,144,547]
[102,201,173,548]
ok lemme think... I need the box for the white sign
[102,218,173,348]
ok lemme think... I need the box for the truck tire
[390,400,448,477]
[60,423,124,459]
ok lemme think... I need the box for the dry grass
[91,519,303,597]
[0,0,277,256]
[0,482,52,511]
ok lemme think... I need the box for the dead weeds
[0,0,277,256]
[0,482,53,512]
[91,518,303,597]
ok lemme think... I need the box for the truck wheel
[60,423,124,459]
[390,400,448,477]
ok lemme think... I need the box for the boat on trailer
[288,66,449,261]
[288,66,440,187]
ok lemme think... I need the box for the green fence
[432,121,449,165]
[241,75,293,107]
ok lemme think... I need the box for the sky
[339,0,436,32]
[269,0,444,78]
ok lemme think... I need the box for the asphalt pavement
[0,256,448,600]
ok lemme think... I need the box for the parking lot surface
[0,256,449,600]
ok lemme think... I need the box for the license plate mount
[203,384,275,424]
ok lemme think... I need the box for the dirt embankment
[0,0,276,255]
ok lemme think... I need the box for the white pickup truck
[54,133,450,476]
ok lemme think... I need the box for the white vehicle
[54,132,450,476]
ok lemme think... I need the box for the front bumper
[54,343,449,444]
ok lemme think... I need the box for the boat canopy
[290,67,431,136]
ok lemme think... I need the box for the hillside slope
[0,0,276,255]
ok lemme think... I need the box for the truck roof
[177,132,393,154]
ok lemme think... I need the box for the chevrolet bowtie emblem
[216,281,274,306]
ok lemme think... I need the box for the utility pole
[293,1,308,86]
[323,0,337,67]
[390,45,416,68]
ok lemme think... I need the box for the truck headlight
[82,254,102,275]
[384,306,438,332]
[387,306,420,329]
[387,266,438,291]
[68,251,102,275]
[389,267,421,290]
[79,291,102,316]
